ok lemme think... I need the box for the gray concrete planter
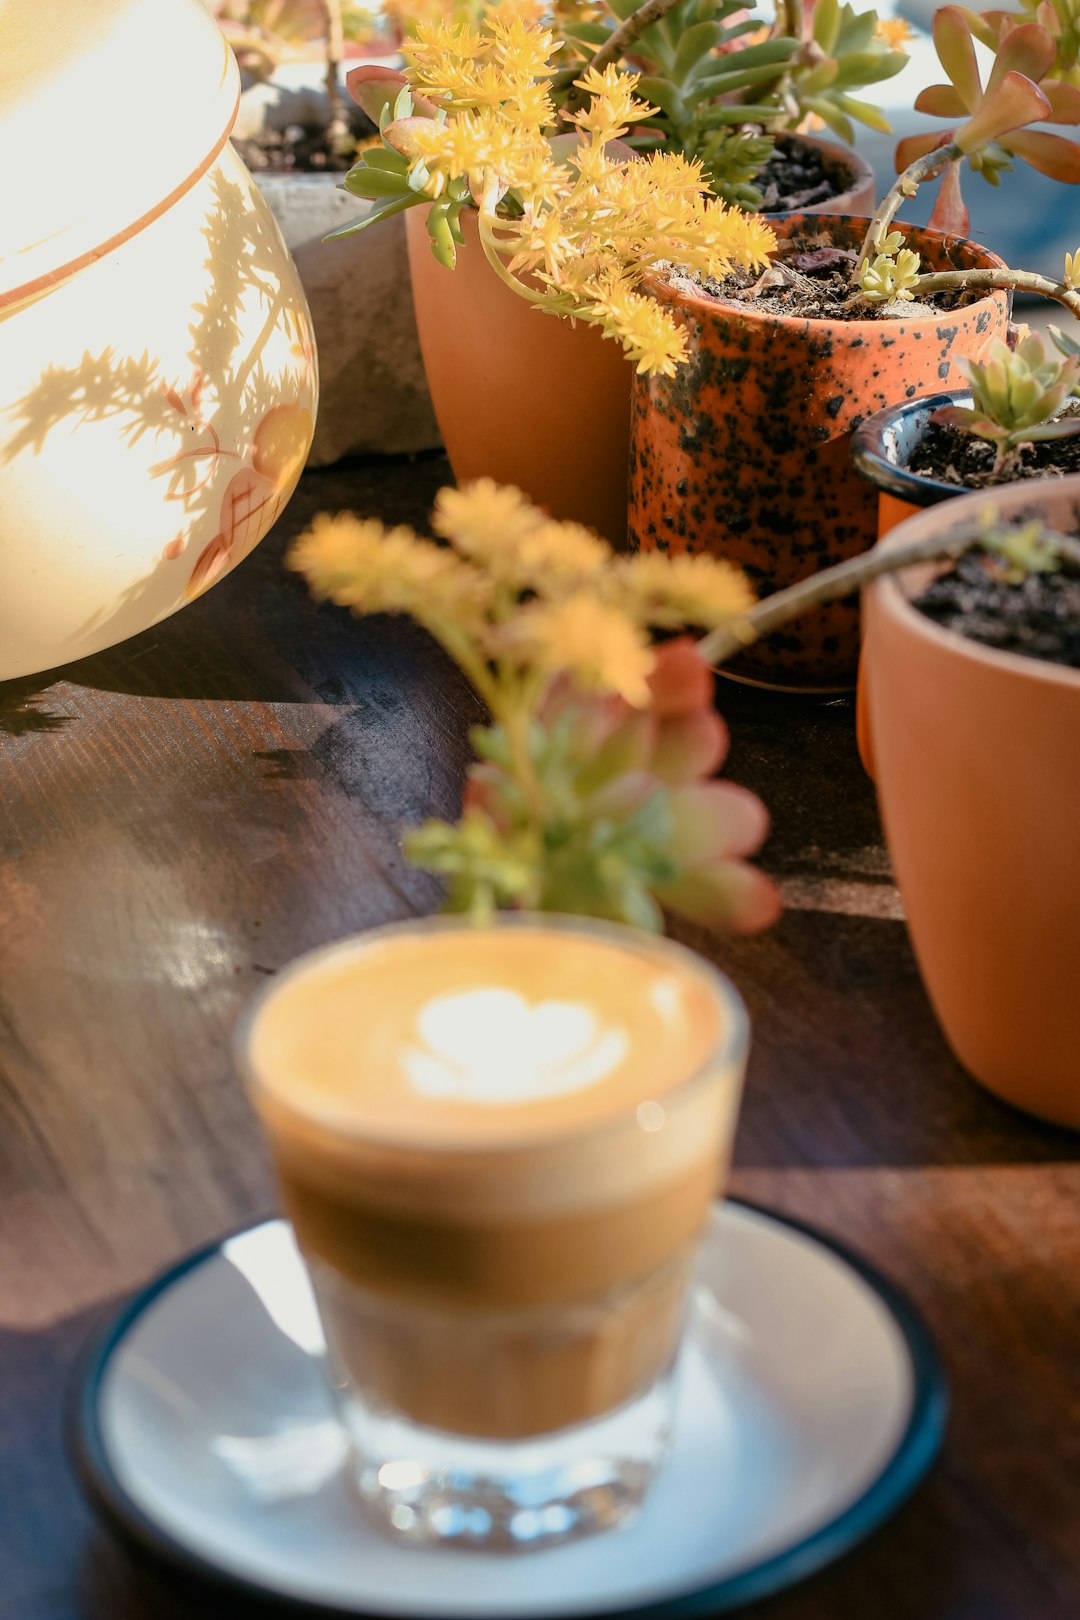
[239,74,439,467]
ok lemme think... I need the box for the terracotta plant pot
[627,215,1010,689]
[864,477,1080,1129]
[853,390,980,539]
[0,0,317,681]
[765,132,876,217]
[405,206,633,545]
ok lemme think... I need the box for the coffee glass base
[337,1374,679,1551]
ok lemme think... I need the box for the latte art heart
[402,988,629,1105]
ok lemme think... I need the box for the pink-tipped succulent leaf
[896,6,1080,181]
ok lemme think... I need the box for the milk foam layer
[247,923,741,1221]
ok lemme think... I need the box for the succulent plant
[852,8,1080,318]
[964,0,1080,92]
[856,229,923,304]
[290,479,779,935]
[412,639,779,932]
[782,0,911,145]
[897,5,1080,185]
[699,513,1080,667]
[1050,316,1080,389]
[930,328,1080,473]
[557,0,908,211]
[338,21,775,376]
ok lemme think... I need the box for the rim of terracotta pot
[642,215,1009,335]
[852,390,977,507]
[869,473,1080,690]
[767,132,875,214]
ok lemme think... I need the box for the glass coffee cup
[239,915,749,1550]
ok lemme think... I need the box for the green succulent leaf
[831,50,909,90]
[341,163,413,200]
[634,75,686,122]
[362,148,410,175]
[981,519,1076,575]
[562,21,611,46]
[698,101,783,128]
[673,19,727,80]
[427,201,459,268]
[829,91,894,133]
[812,0,842,55]
[324,190,419,240]
[801,96,855,143]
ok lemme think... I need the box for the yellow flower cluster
[616,551,754,627]
[510,595,655,705]
[392,10,776,374]
[405,11,556,110]
[875,16,913,49]
[380,0,597,47]
[289,511,490,621]
[289,480,757,707]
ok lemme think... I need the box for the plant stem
[697,531,984,665]
[854,141,963,273]
[911,268,1080,320]
[699,526,1080,664]
[777,0,802,38]
[322,0,349,151]
[477,207,549,305]
[558,0,686,111]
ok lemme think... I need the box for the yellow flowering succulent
[615,551,755,628]
[289,512,491,622]
[875,16,913,50]
[289,480,779,934]
[510,595,656,704]
[340,8,776,376]
[292,477,754,689]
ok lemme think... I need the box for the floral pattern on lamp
[0,140,318,681]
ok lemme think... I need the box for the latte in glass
[241,916,748,1548]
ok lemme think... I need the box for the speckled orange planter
[628,216,1010,689]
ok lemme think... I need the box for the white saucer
[70,1201,945,1617]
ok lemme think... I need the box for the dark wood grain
[1,452,1077,1619]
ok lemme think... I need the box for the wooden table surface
[1,452,1078,1620]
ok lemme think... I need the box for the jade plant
[289,479,779,932]
[930,326,1080,476]
[852,6,1080,316]
[341,10,776,375]
[963,0,1080,90]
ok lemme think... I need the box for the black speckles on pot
[718,355,751,384]
[806,330,835,361]
[628,213,1013,686]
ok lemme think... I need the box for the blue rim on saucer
[68,1199,947,1618]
